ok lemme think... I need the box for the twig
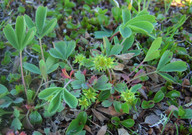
[88,119,113,135]
[63,79,74,89]
[32,78,43,101]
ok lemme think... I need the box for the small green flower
[74,54,86,65]
[93,55,115,71]
[121,89,136,104]
[79,96,90,110]
[83,88,97,102]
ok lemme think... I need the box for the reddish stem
[109,31,120,41]
[128,60,144,77]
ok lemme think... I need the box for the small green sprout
[79,96,91,110]
[93,55,115,71]
[121,89,136,104]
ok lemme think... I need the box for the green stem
[39,38,45,62]
[127,71,157,84]
[20,51,27,99]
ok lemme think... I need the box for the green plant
[3,16,36,98]
[24,6,57,61]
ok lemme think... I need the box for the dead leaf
[146,66,159,83]
[91,109,109,122]
[115,53,135,60]
[144,114,160,125]
[138,88,148,100]
[182,79,190,86]
[84,125,93,135]
[96,106,123,116]
[113,63,124,71]
[118,128,129,135]
[97,125,107,135]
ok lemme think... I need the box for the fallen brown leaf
[113,63,124,71]
[115,53,135,60]
[96,106,123,116]
[91,109,109,122]
[84,125,93,135]
[118,128,129,135]
[97,125,107,135]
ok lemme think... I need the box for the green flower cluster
[79,88,97,110]
[121,89,136,104]
[93,55,115,71]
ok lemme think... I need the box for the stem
[66,60,73,70]
[128,60,144,77]
[106,68,112,82]
[20,51,27,99]
[32,78,43,101]
[39,38,45,62]
[63,79,73,89]
[109,31,120,41]
[127,71,157,84]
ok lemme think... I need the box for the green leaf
[0,84,9,98]
[16,16,26,49]
[48,91,61,113]
[157,50,173,71]
[166,90,180,98]
[23,62,41,74]
[119,25,132,38]
[144,37,162,62]
[113,101,121,113]
[33,131,42,135]
[22,27,36,49]
[40,18,57,38]
[122,9,131,24]
[109,44,123,56]
[121,119,135,128]
[24,15,35,29]
[36,6,47,35]
[11,118,22,131]
[126,15,156,25]
[94,31,112,39]
[93,75,112,90]
[153,90,164,103]
[98,90,111,101]
[49,41,76,60]
[13,108,20,118]
[159,61,187,72]
[38,87,63,99]
[71,71,85,89]
[121,102,130,114]
[122,35,134,53]
[158,72,175,82]
[181,109,192,119]
[103,36,111,56]
[66,112,87,135]
[29,111,42,124]
[47,63,59,74]
[130,84,142,93]
[3,24,19,50]
[128,21,154,34]
[39,59,47,81]
[111,116,120,126]
[63,88,78,108]
[141,100,155,109]
[102,100,113,107]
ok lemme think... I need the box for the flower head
[74,54,86,65]
[93,55,115,71]
[79,96,91,110]
[83,88,97,102]
[121,89,136,104]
